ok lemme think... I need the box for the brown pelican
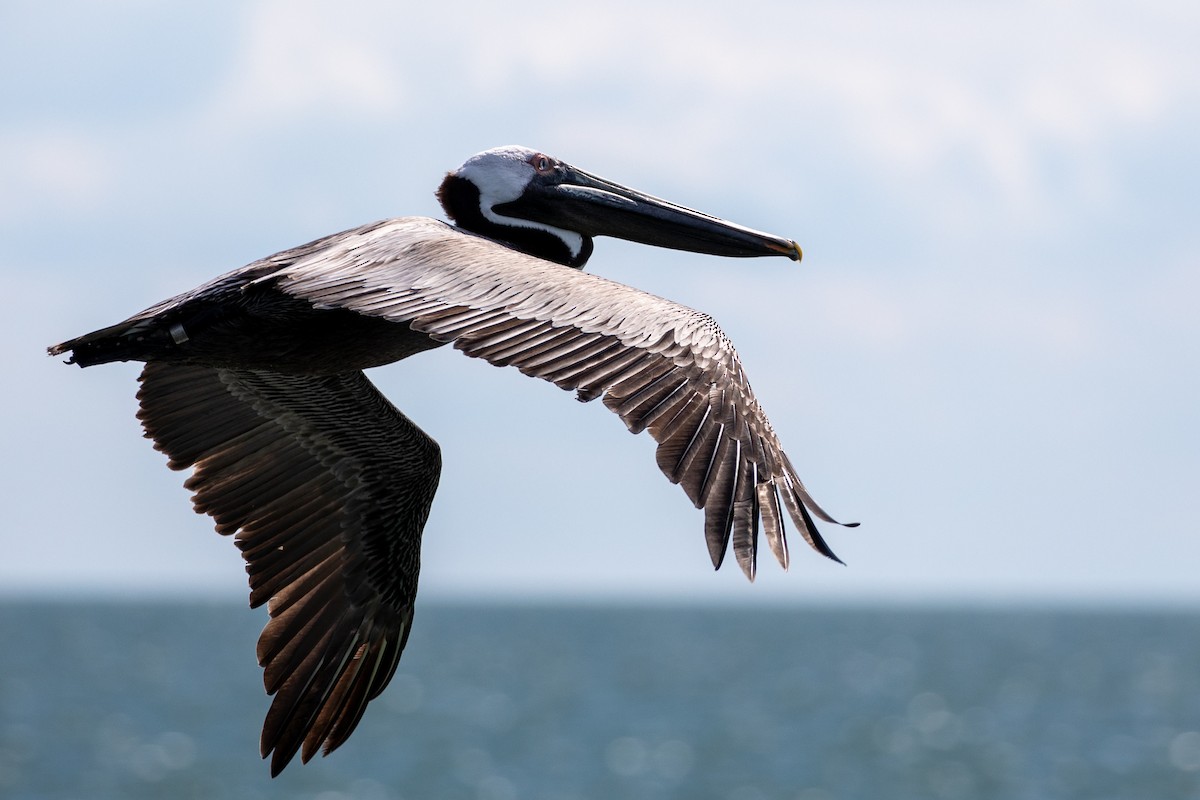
[48,145,854,775]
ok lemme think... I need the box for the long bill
[495,165,803,262]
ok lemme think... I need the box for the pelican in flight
[49,146,853,775]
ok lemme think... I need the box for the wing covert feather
[263,218,849,577]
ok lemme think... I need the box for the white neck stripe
[478,206,584,259]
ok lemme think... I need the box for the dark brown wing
[136,362,441,775]
[262,218,850,579]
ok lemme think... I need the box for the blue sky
[3,0,1197,604]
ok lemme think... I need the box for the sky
[2,0,1198,605]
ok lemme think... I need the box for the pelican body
[49,146,852,776]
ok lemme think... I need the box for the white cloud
[520,2,1196,233]
[0,132,114,221]
[781,4,1192,228]
[35,0,1186,237]
[195,0,406,134]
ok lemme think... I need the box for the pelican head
[437,145,803,269]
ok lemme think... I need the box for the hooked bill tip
[767,239,803,261]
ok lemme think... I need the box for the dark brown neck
[436,174,593,268]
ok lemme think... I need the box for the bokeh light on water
[2,602,1200,799]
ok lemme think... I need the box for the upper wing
[260,217,850,579]
[136,362,441,775]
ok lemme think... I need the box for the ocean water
[1,601,1199,800]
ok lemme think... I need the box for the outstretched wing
[136,362,441,775]
[261,217,851,579]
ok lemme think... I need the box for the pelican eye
[529,153,556,175]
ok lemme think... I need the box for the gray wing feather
[136,362,441,775]
[261,218,845,577]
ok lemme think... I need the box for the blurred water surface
[2,601,1199,799]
